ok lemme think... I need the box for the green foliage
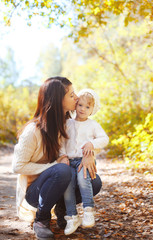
[59,17,153,173]
[1,0,68,27]
[1,0,153,40]
[70,0,153,41]
[1,0,153,174]
[0,85,38,143]
[112,113,153,173]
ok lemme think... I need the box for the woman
[12,77,102,240]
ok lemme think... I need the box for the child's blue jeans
[64,157,94,216]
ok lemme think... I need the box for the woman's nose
[75,94,78,101]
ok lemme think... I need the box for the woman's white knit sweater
[12,122,58,222]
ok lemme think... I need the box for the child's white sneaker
[64,215,82,235]
[82,207,95,228]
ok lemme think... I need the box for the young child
[60,88,109,235]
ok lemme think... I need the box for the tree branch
[89,44,129,82]
[104,33,129,81]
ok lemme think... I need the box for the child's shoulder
[87,118,102,128]
[87,118,98,124]
[66,118,75,123]
[66,118,75,127]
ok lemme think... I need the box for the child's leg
[77,167,94,208]
[77,167,95,228]
[64,165,82,235]
[64,166,77,216]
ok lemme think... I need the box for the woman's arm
[78,153,96,180]
[12,124,57,175]
[59,136,67,156]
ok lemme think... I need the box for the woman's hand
[82,142,94,156]
[57,155,69,165]
[78,153,97,180]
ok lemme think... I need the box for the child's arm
[82,122,109,156]
[90,121,109,149]
[82,142,94,156]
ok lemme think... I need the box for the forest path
[0,146,153,240]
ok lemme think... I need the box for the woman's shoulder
[24,122,37,133]
[20,122,40,139]
[15,122,42,151]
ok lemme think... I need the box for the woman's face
[62,84,78,114]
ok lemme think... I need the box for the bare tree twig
[104,33,129,81]
[89,44,129,81]
[5,2,21,26]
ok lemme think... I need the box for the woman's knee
[54,163,72,183]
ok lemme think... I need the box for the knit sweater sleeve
[89,121,109,149]
[59,136,67,156]
[12,124,57,175]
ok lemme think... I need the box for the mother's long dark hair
[19,76,72,163]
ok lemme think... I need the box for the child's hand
[57,155,70,165]
[82,142,94,156]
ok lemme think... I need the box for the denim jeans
[25,163,72,221]
[64,158,95,216]
[25,162,102,220]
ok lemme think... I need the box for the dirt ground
[0,146,153,240]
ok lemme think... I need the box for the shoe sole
[64,221,82,235]
[33,226,54,240]
[35,233,54,240]
[82,222,95,228]
[37,237,54,240]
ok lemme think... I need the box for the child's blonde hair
[77,89,101,116]
[79,92,95,107]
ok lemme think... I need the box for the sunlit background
[0,0,153,173]
[0,16,66,85]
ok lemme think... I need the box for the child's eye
[86,106,90,109]
[79,104,82,107]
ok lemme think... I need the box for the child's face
[76,97,94,121]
